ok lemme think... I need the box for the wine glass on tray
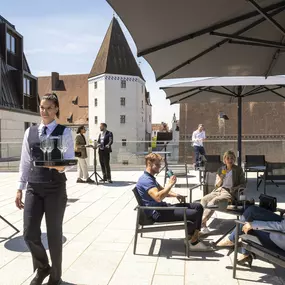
[46,138,54,162]
[57,135,68,160]
[40,136,48,161]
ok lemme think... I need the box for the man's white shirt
[192,130,206,147]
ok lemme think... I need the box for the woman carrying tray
[15,93,74,285]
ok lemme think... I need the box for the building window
[72,97,78,105]
[142,117,143,122]
[94,82,97,89]
[94,116,98,124]
[149,115,151,122]
[6,33,16,53]
[142,85,143,93]
[24,122,30,130]
[23,77,31,96]
[95,98,98,107]
[120,115,126,124]
[121,80,126,88]
[67,114,73,123]
[120,97,125,106]
[141,100,144,109]
[122,139,127,146]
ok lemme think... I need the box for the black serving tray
[34,159,78,167]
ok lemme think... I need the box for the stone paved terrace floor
[0,170,285,285]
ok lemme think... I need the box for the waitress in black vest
[15,93,74,285]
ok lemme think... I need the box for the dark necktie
[42,126,48,136]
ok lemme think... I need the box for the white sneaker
[188,241,213,252]
[199,227,211,236]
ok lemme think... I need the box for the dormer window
[67,114,73,123]
[23,77,31,96]
[72,96,78,105]
[6,32,16,54]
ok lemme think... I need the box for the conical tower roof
[89,17,144,80]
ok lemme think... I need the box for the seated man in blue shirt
[136,153,212,251]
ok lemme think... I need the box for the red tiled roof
[38,74,88,125]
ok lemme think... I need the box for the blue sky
[1,0,180,127]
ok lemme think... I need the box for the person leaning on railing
[192,124,206,169]
[200,150,246,235]
[136,153,213,251]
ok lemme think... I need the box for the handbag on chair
[259,194,277,212]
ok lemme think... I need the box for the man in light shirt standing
[192,124,206,169]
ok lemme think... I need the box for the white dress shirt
[99,131,106,150]
[192,130,206,147]
[18,120,74,190]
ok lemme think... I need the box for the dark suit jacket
[98,130,113,152]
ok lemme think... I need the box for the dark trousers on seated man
[154,203,203,236]
[99,149,111,181]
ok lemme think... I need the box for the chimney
[51,72,59,91]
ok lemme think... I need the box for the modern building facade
[0,15,40,162]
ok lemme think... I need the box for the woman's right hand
[15,190,24,210]
[219,174,225,180]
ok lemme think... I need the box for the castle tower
[88,17,152,164]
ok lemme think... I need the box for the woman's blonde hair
[223,150,236,162]
[145,153,163,166]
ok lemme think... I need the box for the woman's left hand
[242,222,253,234]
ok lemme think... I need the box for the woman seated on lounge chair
[200,150,246,235]
[217,205,285,266]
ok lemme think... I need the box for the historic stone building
[179,101,285,163]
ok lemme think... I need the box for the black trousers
[23,182,67,281]
[194,146,205,165]
[98,149,111,180]
[155,203,203,235]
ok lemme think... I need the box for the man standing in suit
[98,123,113,183]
